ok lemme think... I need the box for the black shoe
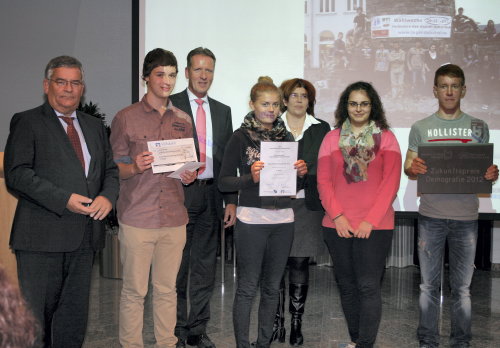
[289,315,303,346]
[176,338,186,348]
[270,324,286,343]
[186,333,216,348]
[270,279,286,343]
[289,283,308,346]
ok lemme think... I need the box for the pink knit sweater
[317,128,402,230]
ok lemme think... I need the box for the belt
[195,178,214,186]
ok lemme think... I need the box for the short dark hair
[334,81,389,130]
[434,64,465,86]
[142,48,178,80]
[187,47,216,68]
[280,78,316,116]
[44,55,84,80]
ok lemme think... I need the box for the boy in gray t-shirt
[404,64,498,348]
[408,112,488,221]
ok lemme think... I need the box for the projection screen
[139,0,500,216]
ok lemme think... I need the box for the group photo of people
[306,1,500,130]
[1,1,500,348]
[2,50,499,348]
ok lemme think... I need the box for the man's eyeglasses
[49,79,84,88]
[347,101,371,108]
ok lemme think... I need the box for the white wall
[142,0,304,130]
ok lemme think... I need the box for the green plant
[77,101,111,136]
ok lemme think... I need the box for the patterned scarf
[339,119,382,183]
[239,112,288,142]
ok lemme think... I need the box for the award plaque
[417,143,493,194]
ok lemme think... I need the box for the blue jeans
[233,220,294,348]
[417,215,478,348]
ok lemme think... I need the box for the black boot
[270,279,286,343]
[289,283,308,346]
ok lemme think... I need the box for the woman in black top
[270,78,331,346]
[218,77,307,348]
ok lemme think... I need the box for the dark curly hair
[334,81,389,130]
[0,267,39,348]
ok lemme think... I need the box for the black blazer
[298,118,331,211]
[169,89,237,217]
[4,102,119,252]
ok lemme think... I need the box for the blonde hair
[250,76,280,102]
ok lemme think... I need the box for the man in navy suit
[170,47,237,348]
[4,55,119,348]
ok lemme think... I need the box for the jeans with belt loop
[417,215,477,348]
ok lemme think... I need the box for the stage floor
[83,261,500,348]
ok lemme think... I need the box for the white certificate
[147,138,199,174]
[259,141,298,197]
[167,161,204,179]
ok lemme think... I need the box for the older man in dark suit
[4,55,119,348]
[170,47,237,348]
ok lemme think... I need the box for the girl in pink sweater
[317,81,401,348]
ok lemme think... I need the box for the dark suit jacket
[4,102,119,252]
[169,89,237,217]
[298,118,331,211]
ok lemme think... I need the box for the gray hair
[187,47,216,68]
[44,55,84,80]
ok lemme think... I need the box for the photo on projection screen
[141,0,499,215]
[304,0,500,214]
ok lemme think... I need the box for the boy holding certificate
[110,48,197,348]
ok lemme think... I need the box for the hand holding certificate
[167,161,203,179]
[259,141,299,196]
[147,138,202,174]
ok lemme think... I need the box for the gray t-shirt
[408,112,489,220]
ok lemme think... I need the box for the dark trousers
[176,182,218,338]
[233,220,294,348]
[16,225,94,348]
[286,256,310,284]
[323,227,393,348]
